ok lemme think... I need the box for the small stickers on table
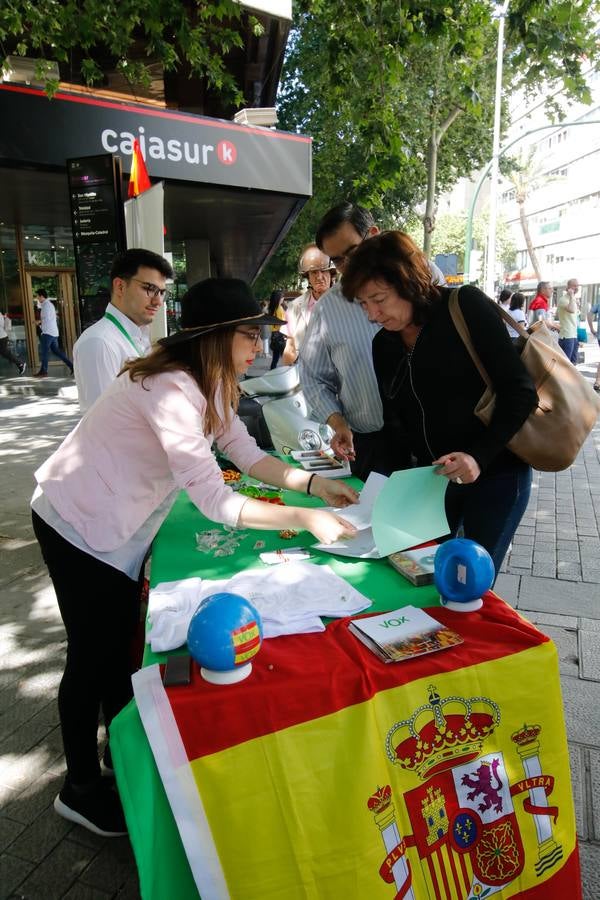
[260,548,311,565]
[195,526,248,557]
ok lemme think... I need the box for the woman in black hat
[30,278,359,840]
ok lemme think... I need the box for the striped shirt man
[298,282,384,434]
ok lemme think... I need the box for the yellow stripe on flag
[189,641,575,900]
[232,624,259,646]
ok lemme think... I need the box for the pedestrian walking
[0,310,26,375]
[268,290,288,370]
[35,290,73,377]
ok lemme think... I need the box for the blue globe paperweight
[433,538,495,612]
[187,592,263,684]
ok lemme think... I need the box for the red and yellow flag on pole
[128,139,151,198]
[132,595,581,900]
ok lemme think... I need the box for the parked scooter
[239,365,333,457]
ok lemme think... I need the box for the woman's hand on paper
[311,477,360,508]
[302,509,358,544]
[433,452,481,485]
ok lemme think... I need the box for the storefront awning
[0,84,311,281]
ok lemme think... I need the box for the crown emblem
[367,785,392,815]
[510,722,541,747]
[385,685,500,779]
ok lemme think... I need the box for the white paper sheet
[315,472,388,555]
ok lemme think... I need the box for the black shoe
[34,370,48,378]
[18,362,26,376]
[54,779,127,837]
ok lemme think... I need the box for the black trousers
[444,458,532,583]
[0,336,22,369]
[32,511,145,785]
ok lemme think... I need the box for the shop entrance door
[24,270,79,370]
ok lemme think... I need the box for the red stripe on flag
[447,845,462,897]
[168,593,548,759]
[426,854,442,900]
[234,635,260,658]
[458,851,470,892]
[128,139,151,197]
[435,847,452,900]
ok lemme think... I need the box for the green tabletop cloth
[111,485,441,900]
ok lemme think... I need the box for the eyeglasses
[129,277,170,301]
[235,329,261,347]
[329,232,369,269]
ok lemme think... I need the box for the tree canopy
[254,0,600,295]
[0,0,263,104]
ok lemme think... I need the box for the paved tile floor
[1,342,599,899]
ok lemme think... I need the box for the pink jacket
[35,370,267,552]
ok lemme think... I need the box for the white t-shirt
[505,308,527,339]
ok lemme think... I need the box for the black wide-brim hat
[159,277,281,346]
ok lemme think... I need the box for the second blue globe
[434,538,494,612]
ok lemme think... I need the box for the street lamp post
[484,0,510,299]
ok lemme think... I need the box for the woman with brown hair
[342,231,537,580]
[31,278,358,839]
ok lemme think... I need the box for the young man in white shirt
[73,249,173,413]
[35,290,73,377]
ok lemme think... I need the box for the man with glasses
[284,244,336,364]
[299,203,397,479]
[73,249,173,413]
[299,202,444,480]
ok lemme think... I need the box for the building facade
[498,66,600,307]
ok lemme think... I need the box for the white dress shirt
[40,299,59,337]
[73,302,152,413]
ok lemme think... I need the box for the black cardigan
[372,285,538,473]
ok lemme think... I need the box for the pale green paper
[372,466,449,557]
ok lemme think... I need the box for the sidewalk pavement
[1,345,600,899]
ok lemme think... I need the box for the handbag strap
[448,288,493,388]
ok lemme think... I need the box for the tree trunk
[518,201,541,281]
[423,132,438,256]
[422,106,463,256]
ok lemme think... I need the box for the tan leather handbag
[449,289,600,472]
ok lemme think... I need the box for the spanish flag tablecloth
[127,592,580,900]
